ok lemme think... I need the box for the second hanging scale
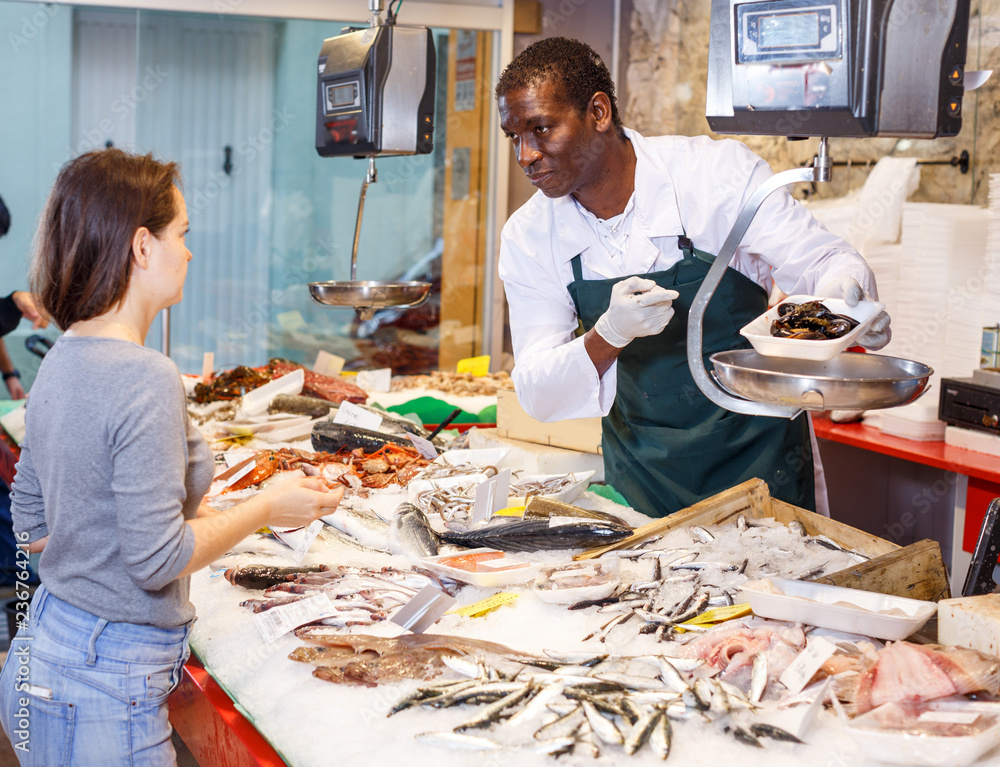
[309,0,436,320]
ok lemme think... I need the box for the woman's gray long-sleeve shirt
[11,336,215,627]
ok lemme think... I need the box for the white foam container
[740,295,884,361]
[845,701,1000,767]
[740,576,937,640]
[421,548,539,587]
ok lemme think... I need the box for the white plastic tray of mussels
[740,294,884,361]
[739,577,937,641]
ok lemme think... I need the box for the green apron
[567,238,815,516]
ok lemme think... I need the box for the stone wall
[623,0,999,206]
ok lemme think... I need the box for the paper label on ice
[333,401,383,431]
[780,635,837,695]
[252,593,338,643]
[313,350,345,378]
[472,468,511,525]
[918,711,981,725]
[407,432,438,459]
[450,593,519,618]
[391,585,456,633]
[201,352,214,384]
[271,520,323,562]
[355,368,392,392]
[548,516,583,528]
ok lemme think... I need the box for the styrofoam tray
[845,701,1000,767]
[435,448,511,468]
[533,560,620,604]
[421,548,539,587]
[740,295,884,361]
[740,577,936,640]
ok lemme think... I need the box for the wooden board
[575,478,951,602]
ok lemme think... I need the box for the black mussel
[769,300,858,340]
[777,302,797,317]
[823,318,854,338]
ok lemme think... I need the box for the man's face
[498,79,604,199]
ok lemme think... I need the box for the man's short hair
[495,37,622,131]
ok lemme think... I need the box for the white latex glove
[816,276,891,350]
[593,276,680,349]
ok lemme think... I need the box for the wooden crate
[576,478,950,602]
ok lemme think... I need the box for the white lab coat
[498,129,878,424]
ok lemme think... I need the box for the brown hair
[30,149,181,330]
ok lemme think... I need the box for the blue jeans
[0,585,191,766]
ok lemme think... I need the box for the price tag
[407,432,438,459]
[493,505,526,517]
[391,584,457,633]
[333,401,383,431]
[457,355,490,376]
[471,468,511,525]
[271,519,323,562]
[674,603,752,632]
[201,352,214,384]
[780,635,837,695]
[355,368,392,392]
[449,593,520,618]
[252,593,339,643]
[221,460,256,488]
[313,350,345,378]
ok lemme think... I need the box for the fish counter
[177,363,1000,767]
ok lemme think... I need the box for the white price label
[252,593,339,643]
[271,519,323,562]
[333,401,383,432]
[407,432,438,459]
[313,350,345,378]
[355,368,392,392]
[779,635,837,695]
[472,468,511,525]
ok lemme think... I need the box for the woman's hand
[254,476,344,529]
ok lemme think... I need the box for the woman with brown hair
[0,148,344,765]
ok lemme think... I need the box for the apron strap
[570,253,584,282]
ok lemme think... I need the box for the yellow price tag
[449,592,520,618]
[675,603,752,632]
[492,505,526,517]
[456,355,491,377]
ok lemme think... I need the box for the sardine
[533,705,585,740]
[582,701,623,745]
[648,710,672,759]
[750,652,768,704]
[455,684,535,731]
[624,708,661,755]
[750,722,804,743]
[387,502,440,559]
[438,518,631,552]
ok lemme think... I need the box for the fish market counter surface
[176,496,1000,767]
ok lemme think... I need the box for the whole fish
[324,507,390,550]
[439,518,632,552]
[388,502,440,559]
[268,393,337,418]
[224,564,327,590]
[312,420,414,453]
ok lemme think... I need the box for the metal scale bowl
[688,138,933,417]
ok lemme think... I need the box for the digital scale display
[736,0,841,63]
[758,12,820,49]
[324,80,360,113]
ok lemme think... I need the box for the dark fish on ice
[312,420,414,453]
[224,564,328,590]
[389,502,441,559]
[438,518,632,552]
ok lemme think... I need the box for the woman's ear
[131,227,152,269]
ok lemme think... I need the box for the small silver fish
[648,710,672,759]
[582,701,624,745]
[624,708,661,755]
[750,652,768,704]
[414,731,502,750]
